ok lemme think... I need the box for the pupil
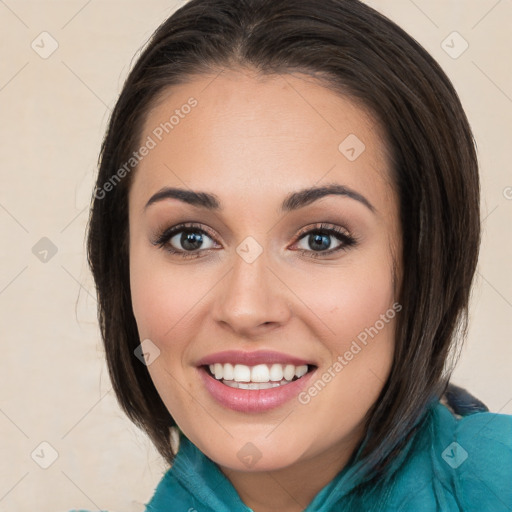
[309,233,330,251]
[181,231,203,250]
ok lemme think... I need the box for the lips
[196,350,317,412]
[196,350,313,367]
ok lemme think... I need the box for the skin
[128,69,402,512]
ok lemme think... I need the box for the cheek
[129,245,205,344]
[130,259,169,342]
[129,247,200,413]
[295,266,397,443]
[296,259,397,350]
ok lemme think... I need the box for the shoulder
[431,398,512,466]
[446,404,511,498]
[430,401,512,511]
[381,399,512,512]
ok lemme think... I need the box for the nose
[212,248,292,338]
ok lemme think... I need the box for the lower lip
[198,366,316,413]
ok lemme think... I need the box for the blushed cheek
[129,248,207,363]
[299,264,396,353]
[129,256,193,410]
[129,255,159,341]
[130,260,178,356]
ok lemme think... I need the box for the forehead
[130,70,394,211]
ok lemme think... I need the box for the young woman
[81,0,512,510]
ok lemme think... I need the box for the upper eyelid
[295,223,350,238]
[154,223,218,245]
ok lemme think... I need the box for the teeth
[283,364,295,381]
[233,364,251,382]
[251,364,270,383]
[223,363,234,380]
[224,381,284,390]
[214,363,223,380]
[207,363,310,385]
[295,365,308,378]
[269,364,283,381]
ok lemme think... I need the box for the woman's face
[128,70,401,472]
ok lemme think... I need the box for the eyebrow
[144,183,376,214]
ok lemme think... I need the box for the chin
[187,426,317,473]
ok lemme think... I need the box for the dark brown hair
[86,0,480,480]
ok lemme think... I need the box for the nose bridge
[213,242,291,334]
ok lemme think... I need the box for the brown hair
[86,0,480,479]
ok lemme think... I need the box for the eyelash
[152,222,358,260]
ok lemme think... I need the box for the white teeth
[295,365,308,378]
[233,364,251,382]
[224,381,284,390]
[269,364,283,381]
[223,363,234,381]
[251,364,270,383]
[283,364,295,381]
[207,362,310,386]
[214,363,223,380]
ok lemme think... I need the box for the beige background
[1,0,511,510]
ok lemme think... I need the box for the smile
[207,363,309,390]
[197,350,317,412]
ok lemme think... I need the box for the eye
[153,222,219,258]
[293,223,357,258]
[153,221,358,260]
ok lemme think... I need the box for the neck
[220,429,364,512]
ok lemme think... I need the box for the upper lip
[196,350,314,367]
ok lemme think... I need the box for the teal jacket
[72,400,512,511]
